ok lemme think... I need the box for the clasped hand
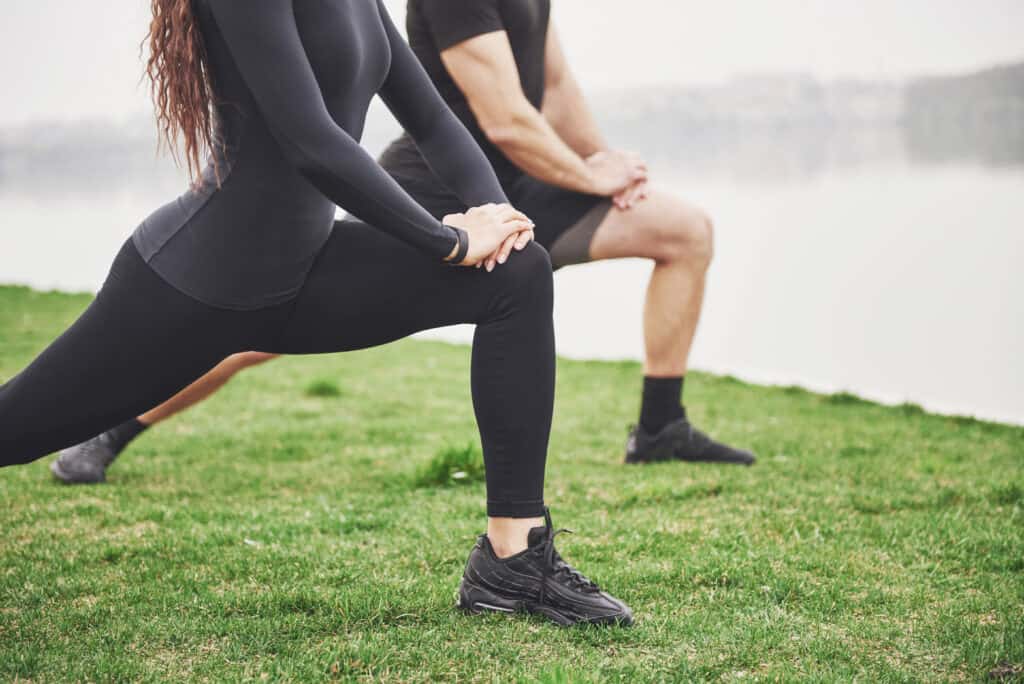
[444,203,536,271]
[585,149,649,210]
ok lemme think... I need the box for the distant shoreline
[2,283,1019,429]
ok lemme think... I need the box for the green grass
[305,379,344,399]
[1,284,1022,682]
[414,444,486,489]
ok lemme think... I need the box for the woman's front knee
[490,241,554,306]
[500,241,553,284]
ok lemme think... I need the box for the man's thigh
[588,187,711,263]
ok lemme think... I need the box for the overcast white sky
[1,0,1021,126]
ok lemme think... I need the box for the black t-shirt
[381,0,551,185]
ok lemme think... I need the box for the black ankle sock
[106,418,149,453]
[640,376,685,434]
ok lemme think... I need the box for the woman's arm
[374,0,508,208]
[206,0,460,260]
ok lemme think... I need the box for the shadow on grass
[305,379,342,398]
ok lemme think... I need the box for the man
[51,0,755,485]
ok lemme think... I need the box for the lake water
[1,120,1022,424]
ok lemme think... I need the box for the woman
[0,0,631,626]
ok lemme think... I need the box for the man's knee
[663,202,714,268]
[224,352,278,373]
[693,209,715,266]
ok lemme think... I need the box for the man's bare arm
[541,24,606,158]
[440,31,643,197]
[542,23,649,209]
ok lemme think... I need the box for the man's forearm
[542,77,606,158]
[486,103,600,194]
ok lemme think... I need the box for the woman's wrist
[443,225,469,264]
[444,238,460,262]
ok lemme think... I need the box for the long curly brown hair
[143,0,218,182]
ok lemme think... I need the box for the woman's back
[133,0,395,310]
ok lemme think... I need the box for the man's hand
[599,149,650,209]
[585,150,647,198]
[613,178,649,210]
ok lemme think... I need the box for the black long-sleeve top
[132,0,507,309]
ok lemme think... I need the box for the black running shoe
[458,507,633,626]
[625,416,756,466]
[50,433,120,484]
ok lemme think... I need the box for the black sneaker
[457,507,633,626]
[625,416,756,466]
[50,433,120,484]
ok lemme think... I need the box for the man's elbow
[479,108,532,148]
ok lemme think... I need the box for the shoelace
[536,508,600,605]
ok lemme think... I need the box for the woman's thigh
[0,241,261,465]
[273,219,546,354]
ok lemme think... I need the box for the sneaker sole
[625,452,755,466]
[50,459,105,484]
[457,578,631,627]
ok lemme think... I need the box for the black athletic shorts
[392,173,613,270]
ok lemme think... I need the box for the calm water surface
[1,122,1021,424]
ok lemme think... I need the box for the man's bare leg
[586,187,755,465]
[589,188,712,375]
[50,352,278,483]
[138,352,278,426]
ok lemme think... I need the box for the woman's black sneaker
[458,507,633,626]
[624,417,756,465]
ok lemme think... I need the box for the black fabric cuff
[486,499,546,518]
[444,225,469,264]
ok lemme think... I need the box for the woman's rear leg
[0,242,247,467]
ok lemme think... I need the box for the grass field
[1,285,1022,682]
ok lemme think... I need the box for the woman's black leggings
[0,220,555,518]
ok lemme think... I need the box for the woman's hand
[444,204,535,270]
[477,225,536,272]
